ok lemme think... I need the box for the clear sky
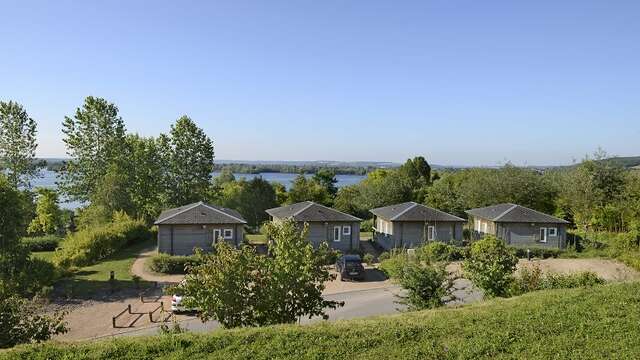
[1,0,639,166]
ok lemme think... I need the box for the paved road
[115,280,482,338]
[118,286,405,337]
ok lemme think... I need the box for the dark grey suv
[335,254,365,281]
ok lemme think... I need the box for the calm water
[32,170,365,210]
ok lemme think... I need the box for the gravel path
[130,248,184,284]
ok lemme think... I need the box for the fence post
[128,304,132,314]
[112,317,116,328]
[149,312,153,323]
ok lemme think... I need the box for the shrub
[21,235,62,252]
[512,266,605,295]
[362,253,374,265]
[379,252,411,279]
[416,242,467,263]
[511,246,562,259]
[463,236,518,298]
[0,295,68,348]
[361,219,374,232]
[315,242,341,266]
[53,213,151,268]
[396,262,454,310]
[148,253,203,274]
[378,251,390,262]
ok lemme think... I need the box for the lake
[31,170,366,210]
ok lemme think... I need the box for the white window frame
[427,226,435,241]
[333,226,341,242]
[482,222,488,234]
[540,227,548,243]
[548,227,557,237]
[223,228,233,240]
[213,229,222,242]
[342,225,351,236]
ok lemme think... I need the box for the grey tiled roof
[266,201,362,222]
[155,202,247,225]
[465,203,569,224]
[370,202,465,222]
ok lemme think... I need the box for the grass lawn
[7,282,640,359]
[360,231,372,240]
[52,239,155,299]
[246,234,268,244]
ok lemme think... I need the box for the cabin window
[539,228,548,243]
[548,227,557,237]
[223,229,233,239]
[342,226,351,236]
[333,226,341,242]
[427,226,435,241]
[482,222,488,233]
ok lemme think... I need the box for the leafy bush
[362,253,374,265]
[148,253,203,274]
[0,294,67,348]
[21,235,62,252]
[360,218,374,232]
[512,266,605,295]
[416,242,467,263]
[463,236,518,298]
[53,213,151,268]
[396,262,454,310]
[378,251,390,262]
[511,246,562,259]
[379,251,411,279]
[315,242,341,266]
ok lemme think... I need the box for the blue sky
[1,0,639,166]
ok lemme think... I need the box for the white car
[171,294,199,313]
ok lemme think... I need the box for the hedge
[53,214,152,268]
[510,246,562,259]
[147,253,203,274]
[21,235,62,252]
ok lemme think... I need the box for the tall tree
[60,97,126,201]
[313,169,338,197]
[161,116,214,206]
[0,101,38,188]
[27,188,62,236]
[288,174,332,205]
[219,177,277,228]
[122,134,167,222]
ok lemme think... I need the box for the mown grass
[49,239,154,299]
[245,234,268,244]
[5,282,640,359]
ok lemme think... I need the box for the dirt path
[131,248,185,283]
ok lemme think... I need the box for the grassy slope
[6,282,640,359]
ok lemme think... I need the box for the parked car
[171,281,199,313]
[336,254,365,281]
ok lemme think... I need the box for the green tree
[27,188,62,235]
[161,116,214,206]
[0,295,67,348]
[333,185,368,219]
[396,262,454,311]
[272,182,288,205]
[0,101,38,188]
[175,219,342,328]
[313,169,338,197]
[260,219,343,324]
[121,135,166,222]
[219,177,277,228]
[288,174,332,205]
[60,97,126,201]
[463,236,518,298]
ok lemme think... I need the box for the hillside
[5,282,640,359]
